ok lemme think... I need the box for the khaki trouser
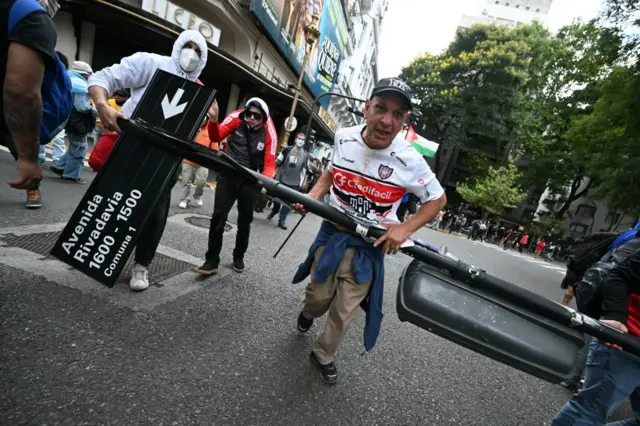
[181,163,208,201]
[302,246,372,365]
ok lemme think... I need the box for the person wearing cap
[50,60,95,183]
[88,29,210,291]
[196,97,278,275]
[291,77,447,384]
[110,89,130,110]
[95,88,130,139]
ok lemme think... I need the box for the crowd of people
[3,2,640,424]
[78,20,449,385]
[432,209,560,260]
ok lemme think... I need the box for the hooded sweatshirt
[88,30,208,118]
[207,97,278,178]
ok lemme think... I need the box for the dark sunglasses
[245,111,263,120]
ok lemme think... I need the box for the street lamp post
[302,91,365,151]
[280,12,321,151]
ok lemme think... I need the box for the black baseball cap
[370,78,413,110]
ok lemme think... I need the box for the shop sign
[142,0,222,46]
[249,0,349,109]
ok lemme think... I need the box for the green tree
[401,23,533,175]
[529,215,564,238]
[515,22,621,219]
[567,66,640,216]
[560,0,640,217]
[457,156,527,216]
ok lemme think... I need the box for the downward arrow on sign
[161,88,188,119]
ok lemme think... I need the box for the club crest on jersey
[378,164,394,180]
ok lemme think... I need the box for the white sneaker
[179,200,188,209]
[129,263,149,291]
[194,197,203,206]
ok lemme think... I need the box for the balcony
[360,0,373,13]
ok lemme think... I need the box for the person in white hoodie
[87,30,210,291]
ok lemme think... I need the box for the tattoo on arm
[3,42,45,162]
[3,87,42,161]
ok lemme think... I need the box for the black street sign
[51,70,216,287]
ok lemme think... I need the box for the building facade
[328,0,389,129]
[535,179,637,240]
[459,0,553,29]
[51,0,349,147]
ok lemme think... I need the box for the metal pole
[281,50,311,151]
[273,215,306,259]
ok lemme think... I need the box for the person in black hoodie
[552,247,640,425]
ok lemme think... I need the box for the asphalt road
[0,151,627,425]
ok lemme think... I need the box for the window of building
[505,2,510,5]
[495,1,499,4]
[515,4,520,8]
[526,6,530,10]
[536,8,540,12]
[605,211,622,226]
[359,21,368,48]
[570,223,589,240]
[575,204,596,219]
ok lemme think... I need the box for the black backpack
[567,232,619,277]
[574,237,640,317]
[65,107,97,135]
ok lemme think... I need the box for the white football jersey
[328,125,445,226]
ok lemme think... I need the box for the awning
[60,0,335,140]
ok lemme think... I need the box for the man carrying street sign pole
[87,29,211,291]
[291,78,447,384]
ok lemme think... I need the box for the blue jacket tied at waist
[292,221,385,352]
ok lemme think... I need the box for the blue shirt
[67,70,92,113]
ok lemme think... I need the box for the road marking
[474,239,567,272]
[543,265,566,273]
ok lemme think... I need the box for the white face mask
[179,48,200,73]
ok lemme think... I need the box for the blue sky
[377,0,604,77]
